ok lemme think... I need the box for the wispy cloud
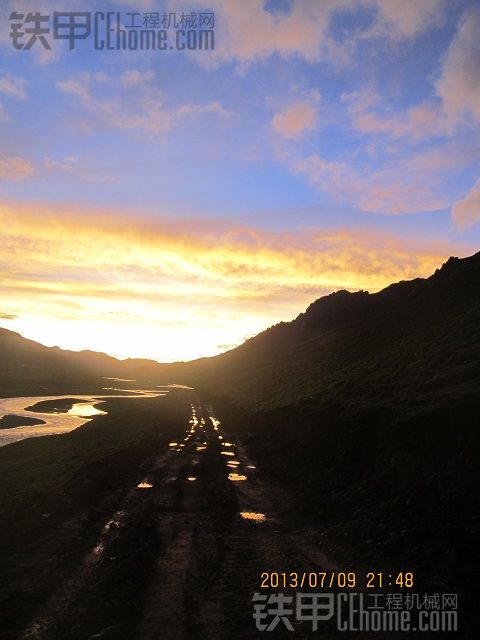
[0,156,34,180]
[0,75,27,100]
[177,101,230,118]
[43,156,79,173]
[57,72,173,137]
[294,150,451,215]
[56,70,229,139]
[343,92,448,142]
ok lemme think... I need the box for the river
[0,385,185,447]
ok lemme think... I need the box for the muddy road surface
[5,401,371,640]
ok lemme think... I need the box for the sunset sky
[1,0,479,361]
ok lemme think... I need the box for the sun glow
[0,203,465,361]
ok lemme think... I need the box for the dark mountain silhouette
[178,251,480,421]
[0,328,167,396]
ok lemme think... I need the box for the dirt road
[14,401,356,640]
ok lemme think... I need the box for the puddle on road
[103,511,126,530]
[93,542,105,556]
[228,473,247,482]
[240,512,266,522]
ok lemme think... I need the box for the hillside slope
[0,328,171,396]
[184,251,480,422]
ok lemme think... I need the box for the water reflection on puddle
[228,473,247,482]
[137,482,153,489]
[67,403,107,418]
[240,512,266,522]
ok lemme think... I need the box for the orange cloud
[451,178,480,228]
[272,102,318,139]
[0,156,34,180]
[436,7,480,125]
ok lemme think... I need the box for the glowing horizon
[0,201,474,361]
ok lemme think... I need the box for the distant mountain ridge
[1,250,479,407]
[0,326,167,396]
